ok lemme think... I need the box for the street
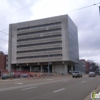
[0,75,100,100]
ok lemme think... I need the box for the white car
[72,71,82,78]
[89,72,96,77]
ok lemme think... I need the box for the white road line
[22,87,37,90]
[0,79,66,92]
[47,79,53,81]
[81,81,85,83]
[13,79,20,80]
[54,88,65,93]
[15,83,23,85]
[0,80,10,81]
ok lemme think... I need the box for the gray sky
[0,0,100,64]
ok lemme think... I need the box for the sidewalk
[84,84,100,100]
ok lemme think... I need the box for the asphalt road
[0,75,100,100]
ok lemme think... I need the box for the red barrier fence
[0,70,63,79]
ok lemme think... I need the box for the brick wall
[0,55,6,70]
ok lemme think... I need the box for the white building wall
[52,63,68,74]
[8,14,79,72]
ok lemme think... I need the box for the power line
[0,2,100,45]
[0,1,37,20]
[0,28,8,31]
[0,30,18,40]
[0,37,21,45]
[0,2,100,22]
[0,38,8,42]
[0,30,8,35]
[67,2,100,13]
[0,2,100,32]
[0,30,17,41]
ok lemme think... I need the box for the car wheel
[73,76,74,78]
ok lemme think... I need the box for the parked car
[1,73,8,79]
[72,71,82,78]
[21,72,29,78]
[89,72,96,77]
[13,72,21,78]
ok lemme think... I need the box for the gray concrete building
[8,14,79,74]
[75,60,86,74]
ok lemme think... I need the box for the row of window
[17,34,61,42]
[17,22,61,31]
[17,47,62,53]
[17,41,62,47]
[17,28,61,36]
[17,54,62,59]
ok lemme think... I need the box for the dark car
[72,71,82,78]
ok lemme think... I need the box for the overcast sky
[0,0,100,64]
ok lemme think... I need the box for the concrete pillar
[30,66,32,72]
[74,63,77,71]
[41,65,42,72]
[20,66,22,71]
[52,64,55,73]
[71,66,73,73]
[64,63,68,75]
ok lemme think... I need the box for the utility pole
[48,55,50,73]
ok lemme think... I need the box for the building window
[17,28,61,36]
[17,41,62,48]
[17,47,62,53]
[17,34,61,42]
[17,54,62,59]
[17,22,61,31]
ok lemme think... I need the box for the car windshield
[89,72,95,74]
[73,72,79,73]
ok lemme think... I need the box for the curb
[84,85,100,100]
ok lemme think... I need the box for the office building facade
[8,15,79,74]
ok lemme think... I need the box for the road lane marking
[47,79,53,81]
[0,79,67,92]
[54,88,65,93]
[22,86,37,90]
[13,79,20,80]
[15,82,23,85]
[81,81,85,83]
[0,80,10,81]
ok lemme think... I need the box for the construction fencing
[0,70,64,79]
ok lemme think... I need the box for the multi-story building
[75,59,86,74]
[5,55,8,70]
[75,59,91,74]
[0,51,7,70]
[86,61,90,74]
[8,14,79,74]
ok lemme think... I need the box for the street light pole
[48,55,50,73]
[48,62,49,73]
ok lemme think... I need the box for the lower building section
[11,62,75,75]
